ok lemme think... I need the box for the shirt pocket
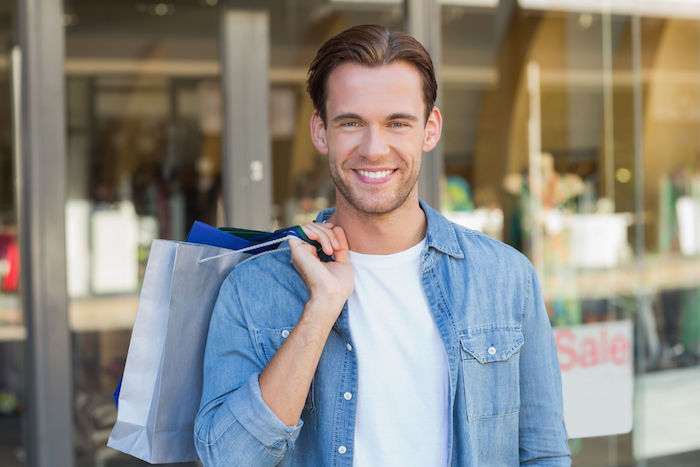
[459,327,524,420]
[254,326,315,414]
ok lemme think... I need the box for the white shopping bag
[107,237,289,463]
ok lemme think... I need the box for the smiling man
[195,25,571,466]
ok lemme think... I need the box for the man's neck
[328,197,427,255]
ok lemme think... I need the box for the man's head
[306,26,442,219]
[307,24,437,125]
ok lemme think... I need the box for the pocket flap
[254,326,314,412]
[459,328,524,363]
[254,326,294,363]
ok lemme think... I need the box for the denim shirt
[195,201,571,466]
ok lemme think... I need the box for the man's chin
[341,195,413,217]
[332,175,418,217]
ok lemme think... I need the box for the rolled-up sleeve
[518,265,571,466]
[194,273,302,466]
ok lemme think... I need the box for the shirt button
[338,445,347,454]
[343,392,352,400]
[488,346,497,355]
[346,343,353,351]
[281,330,290,338]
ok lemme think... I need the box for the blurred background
[1,0,700,466]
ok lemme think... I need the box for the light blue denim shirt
[195,201,571,466]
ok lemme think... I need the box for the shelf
[542,255,700,301]
[0,294,139,341]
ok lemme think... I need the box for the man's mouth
[355,169,394,180]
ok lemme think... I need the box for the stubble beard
[329,164,420,217]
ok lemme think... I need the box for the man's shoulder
[218,244,309,325]
[229,243,296,282]
[220,243,303,300]
[435,214,537,331]
[437,214,532,273]
[422,200,529,271]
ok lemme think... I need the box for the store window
[442,2,700,465]
[64,1,220,464]
[635,14,700,464]
[57,1,700,465]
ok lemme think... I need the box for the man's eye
[390,122,408,127]
[342,121,358,127]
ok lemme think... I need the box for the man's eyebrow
[331,113,362,122]
[387,113,419,121]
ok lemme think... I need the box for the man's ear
[310,110,329,155]
[423,106,442,152]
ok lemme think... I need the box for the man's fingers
[330,226,350,263]
[289,237,321,281]
[332,226,348,248]
[300,222,339,255]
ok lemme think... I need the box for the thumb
[289,236,317,257]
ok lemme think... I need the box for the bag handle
[198,234,298,263]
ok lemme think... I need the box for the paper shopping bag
[112,222,318,409]
[107,238,273,463]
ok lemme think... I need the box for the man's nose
[359,126,390,160]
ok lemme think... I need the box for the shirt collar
[314,200,464,259]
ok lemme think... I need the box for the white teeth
[357,170,392,179]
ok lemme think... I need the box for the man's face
[310,61,441,217]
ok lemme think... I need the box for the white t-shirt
[347,239,449,467]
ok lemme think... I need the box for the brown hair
[307,24,437,124]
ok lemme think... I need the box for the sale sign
[553,320,634,438]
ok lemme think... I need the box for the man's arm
[194,224,353,466]
[259,224,353,425]
[518,265,572,466]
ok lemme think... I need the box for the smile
[355,169,394,179]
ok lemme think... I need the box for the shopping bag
[186,220,255,250]
[111,223,321,409]
[107,236,293,463]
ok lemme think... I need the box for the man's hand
[259,222,354,426]
[289,222,354,324]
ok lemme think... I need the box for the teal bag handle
[219,225,326,258]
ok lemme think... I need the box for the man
[195,24,570,466]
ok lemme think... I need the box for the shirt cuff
[226,372,303,448]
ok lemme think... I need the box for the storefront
[1,0,699,465]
